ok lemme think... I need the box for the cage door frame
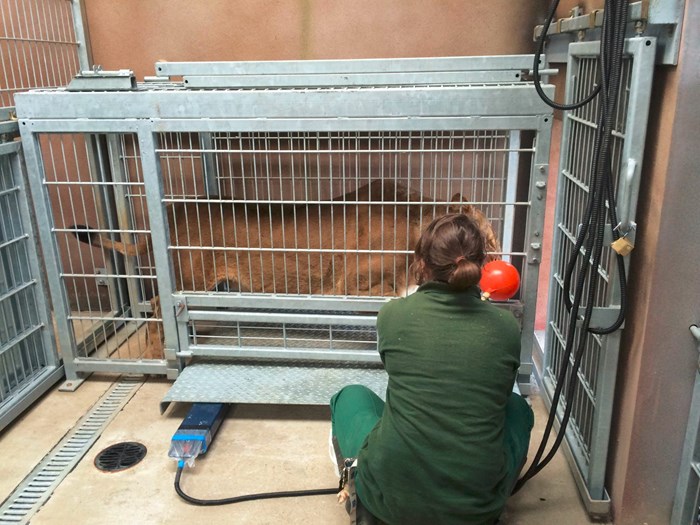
[0,136,61,432]
[17,82,554,385]
[543,37,657,516]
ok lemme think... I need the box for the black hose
[514,0,630,493]
[533,0,602,110]
[174,466,339,506]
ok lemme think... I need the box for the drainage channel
[0,376,144,524]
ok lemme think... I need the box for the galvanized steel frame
[16,72,553,385]
[0,0,90,107]
[0,0,90,427]
[543,37,656,515]
[153,55,554,89]
[0,120,61,433]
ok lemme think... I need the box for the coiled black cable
[533,0,602,110]
[174,465,339,506]
[514,0,630,493]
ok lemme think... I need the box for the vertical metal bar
[199,133,218,197]
[518,117,551,392]
[20,125,79,379]
[543,38,657,512]
[137,125,179,365]
[0,162,21,376]
[502,130,520,261]
[49,0,68,86]
[106,134,141,319]
[90,135,123,321]
[671,328,700,525]
[585,37,657,501]
[584,331,613,498]
[278,134,289,293]
[0,3,16,106]
[544,45,579,378]
[253,134,265,291]
[610,39,655,301]
[19,0,39,92]
[35,0,56,88]
[70,0,91,72]
[10,148,57,368]
[9,0,29,94]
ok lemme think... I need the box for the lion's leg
[144,296,164,359]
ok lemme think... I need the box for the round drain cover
[94,442,147,472]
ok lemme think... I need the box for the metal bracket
[534,0,684,65]
[534,1,650,40]
[58,375,89,392]
[67,68,137,91]
[95,268,108,286]
[174,300,188,319]
[164,347,179,362]
[578,307,623,331]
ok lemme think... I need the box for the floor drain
[94,442,147,472]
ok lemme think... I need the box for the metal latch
[67,67,137,91]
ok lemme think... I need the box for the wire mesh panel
[0,0,87,427]
[543,38,656,511]
[16,67,553,386]
[158,129,531,360]
[39,132,160,362]
[0,129,59,432]
[0,0,86,107]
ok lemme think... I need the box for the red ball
[480,260,520,301]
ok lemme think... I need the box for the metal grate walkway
[160,359,388,413]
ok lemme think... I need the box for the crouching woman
[330,213,534,525]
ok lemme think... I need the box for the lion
[71,179,500,357]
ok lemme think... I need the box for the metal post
[137,124,181,375]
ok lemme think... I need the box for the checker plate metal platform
[160,359,388,412]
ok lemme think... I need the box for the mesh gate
[163,129,526,365]
[543,37,656,514]
[16,58,553,397]
[0,0,87,106]
[0,115,60,432]
[0,0,88,429]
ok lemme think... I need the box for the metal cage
[16,57,553,401]
[0,0,88,430]
[542,37,656,515]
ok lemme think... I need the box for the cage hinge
[67,67,137,91]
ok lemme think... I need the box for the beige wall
[83,0,546,79]
[606,1,699,521]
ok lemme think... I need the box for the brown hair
[410,213,486,291]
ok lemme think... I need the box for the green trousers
[330,384,534,494]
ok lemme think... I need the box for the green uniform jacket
[356,281,521,525]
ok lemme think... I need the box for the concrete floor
[1,374,610,525]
